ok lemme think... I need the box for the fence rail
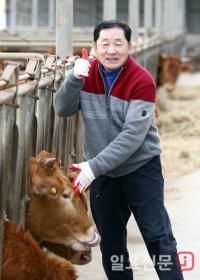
[0,31,185,277]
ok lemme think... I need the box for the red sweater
[83,55,156,103]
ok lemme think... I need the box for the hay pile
[156,72,200,179]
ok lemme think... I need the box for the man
[54,20,184,280]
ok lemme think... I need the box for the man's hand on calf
[69,162,95,193]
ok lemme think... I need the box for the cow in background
[156,55,193,113]
[157,54,193,91]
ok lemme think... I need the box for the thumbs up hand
[73,48,91,79]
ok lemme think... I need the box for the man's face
[94,27,132,72]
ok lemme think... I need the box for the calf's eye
[61,192,70,199]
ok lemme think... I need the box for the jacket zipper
[106,67,124,109]
[99,65,124,143]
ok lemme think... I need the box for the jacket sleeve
[88,98,156,178]
[54,70,84,117]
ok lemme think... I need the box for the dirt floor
[156,72,200,180]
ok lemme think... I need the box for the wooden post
[181,0,186,31]
[144,0,153,35]
[56,0,73,59]
[128,0,139,40]
[32,0,38,31]
[103,0,116,20]
[155,0,162,34]
[163,0,174,34]
[10,0,16,28]
[49,0,55,29]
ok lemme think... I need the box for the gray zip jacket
[54,56,161,178]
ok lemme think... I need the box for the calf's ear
[29,156,36,165]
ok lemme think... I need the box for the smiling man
[54,20,184,280]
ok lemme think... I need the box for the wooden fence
[0,31,185,277]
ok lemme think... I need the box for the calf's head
[157,55,182,89]
[26,151,100,252]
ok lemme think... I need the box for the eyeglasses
[97,42,126,51]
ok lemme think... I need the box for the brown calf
[26,151,100,252]
[2,222,77,280]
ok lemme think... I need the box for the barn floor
[158,71,200,179]
[76,72,200,279]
